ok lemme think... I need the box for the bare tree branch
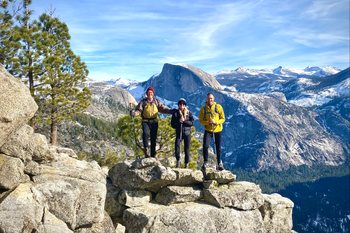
[0,0,24,26]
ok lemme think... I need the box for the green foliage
[77,150,87,161]
[117,115,201,165]
[92,148,120,169]
[71,113,120,140]
[1,3,91,145]
[0,0,24,68]
[33,12,91,144]
[228,161,350,194]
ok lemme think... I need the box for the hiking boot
[144,148,150,158]
[184,163,189,169]
[175,161,181,168]
[216,161,225,171]
[201,162,209,170]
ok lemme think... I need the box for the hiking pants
[203,130,222,163]
[142,122,158,157]
[175,133,191,164]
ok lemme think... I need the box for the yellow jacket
[199,101,225,133]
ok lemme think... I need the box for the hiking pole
[179,122,183,167]
[212,123,216,157]
[129,103,140,159]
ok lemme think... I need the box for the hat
[178,98,186,105]
[146,87,155,94]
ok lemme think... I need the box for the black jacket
[171,110,194,138]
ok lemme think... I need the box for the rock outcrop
[83,79,137,121]
[152,63,223,101]
[0,127,114,232]
[0,64,38,147]
[0,65,114,233]
[107,158,295,233]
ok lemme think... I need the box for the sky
[28,0,349,81]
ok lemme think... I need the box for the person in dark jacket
[171,98,194,168]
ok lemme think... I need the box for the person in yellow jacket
[199,93,225,170]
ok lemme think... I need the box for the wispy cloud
[28,0,349,81]
[303,0,348,19]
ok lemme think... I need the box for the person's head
[178,98,186,111]
[146,87,155,100]
[206,93,215,106]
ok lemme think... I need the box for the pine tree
[0,0,22,68]
[36,12,92,145]
[12,0,45,129]
[117,115,201,167]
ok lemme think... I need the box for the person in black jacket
[171,98,194,168]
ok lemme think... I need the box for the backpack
[203,104,218,121]
[142,98,159,120]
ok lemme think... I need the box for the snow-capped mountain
[253,68,350,120]
[103,77,140,88]
[212,66,341,79]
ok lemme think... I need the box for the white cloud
[28,0,349,81]
[275,30,349,48]
[303,0,348,19]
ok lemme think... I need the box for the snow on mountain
[103,77,140,88]
[212,66,341,78]
[322,66,342,74]
[121,73,161,101]
[289,78,350,107]
[126,85,145,101]
[304,66,322,72]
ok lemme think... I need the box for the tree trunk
[27,2,36,131]
[50,107,58,146]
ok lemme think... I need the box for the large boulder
[123,201,265,233]
[74,211,115,233]
[259,193,294,233]
[36,209,74,233]
[0,183,44,233]
[0,153,29,189]
[0,124,53,162]
[172,168,204,185]
[203,181,264,210]
[203,168,237,183]
[32,156,107,230]
[0,151,112,232]
[155,185,204,205]
[108,158,177,192]
[0,64,38,147]
[105,179,127,226]
[118,190,152,207]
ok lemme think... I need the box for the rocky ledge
[107,158,295,233]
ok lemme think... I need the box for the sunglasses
[178,103,186,105]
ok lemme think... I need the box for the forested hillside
[231,162,349,233]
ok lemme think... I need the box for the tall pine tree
[0,0,22,68]
[36,12,92,145]
[12,0,45,129]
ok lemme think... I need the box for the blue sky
[29,0,349,81]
